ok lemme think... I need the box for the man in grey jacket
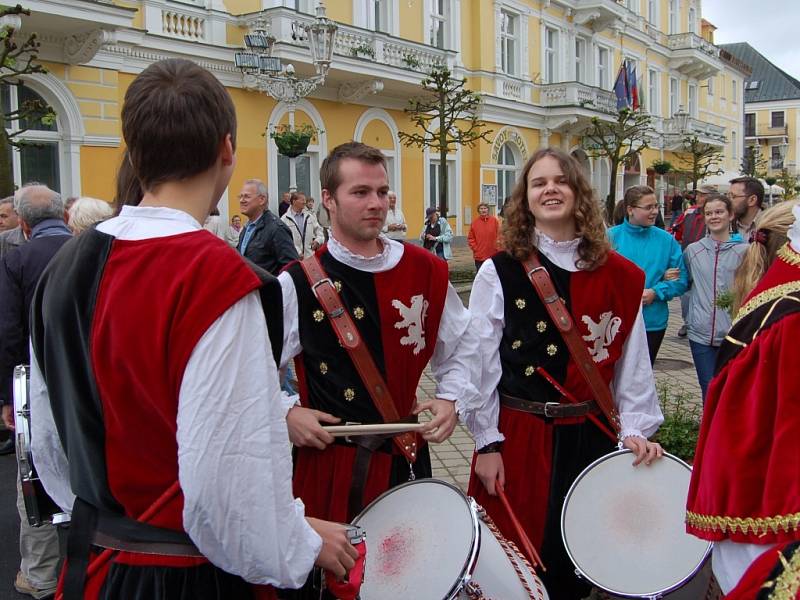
[237,179,298,275]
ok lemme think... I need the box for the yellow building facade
[9,0,749,235]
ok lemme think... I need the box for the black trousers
[645,329,666,365]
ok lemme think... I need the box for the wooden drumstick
[322,423,427,437]
[495,481,546,572]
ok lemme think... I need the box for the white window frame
[668,0,678,34]
[745,113,756,136]
[648,68,660,116]
[771,111,785,128]
[596,45,609,89]
[544,27,559,84]
[707,76,714,96]
[669,77,679,117]
[354,0,398,35]
[626,0,639,13]
[500,9,519,76]
[688,83,697,117]
[731,79,738,105]
[426,0,458,50]
[688,6,696,33]
[731,130,737,161]
[430,0,446,48]
[575,37,587,84]
[286,0,314,13]
[648,0,659,26]
[496,143,519,213]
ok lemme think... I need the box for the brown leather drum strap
[521,252,621,436]
[299,254,418,463]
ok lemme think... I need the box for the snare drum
[351,479,548,600]
[13,365,66,527]
[561,450,712,599]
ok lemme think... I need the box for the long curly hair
[731,200,799,316]
[502,147,610,270]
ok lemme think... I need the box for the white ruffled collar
[534,228,581,272]
[326,233,403,273]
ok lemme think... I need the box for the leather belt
[91,530,204,558]
[499,393,599,419]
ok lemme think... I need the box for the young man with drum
[27,59,357,599]
[278,142,482,528]
[467,148,664,598]
[686,202,800,594]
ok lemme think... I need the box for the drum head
[561,450,711,598]
[353,479,479,600]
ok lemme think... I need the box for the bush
[652,381,701,462]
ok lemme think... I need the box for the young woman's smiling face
[527,155,576,231]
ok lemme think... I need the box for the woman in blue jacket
[609,185,688,364]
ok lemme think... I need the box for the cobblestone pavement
[425,245,701,491]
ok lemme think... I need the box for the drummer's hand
[413,398,457,443]
[307,518,358,580]
[475,453,505,496]
[286,406,339,450]
[623,436,663,466]
[1,405,13,430]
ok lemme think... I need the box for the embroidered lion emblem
[581,311,622,363]
[392,294,429,355]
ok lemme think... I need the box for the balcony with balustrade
[745,123,789,143]
[539,81,618,116]
[667,32,723,79]
[237,6,456,100]
[662,115,727,148]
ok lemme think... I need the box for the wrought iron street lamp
[235,2,337,191]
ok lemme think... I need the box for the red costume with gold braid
[686,243,800,546]
[726,541,800,600]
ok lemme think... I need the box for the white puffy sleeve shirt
[466,233,663,449]
[30,205,320,588]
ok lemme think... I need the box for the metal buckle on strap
[526,266,560,304]
[310,277,334,299]
[543,402,561,418]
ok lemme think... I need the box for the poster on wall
[481,184,498,206]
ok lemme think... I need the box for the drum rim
[352,478,481,600]
[560,449,712,598]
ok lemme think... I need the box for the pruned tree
[777,168,798,201]
[740,144,767,178]
[581,108,652,221]
[676,135,724,192]
[398,65,492,218]
[0,5,55,196]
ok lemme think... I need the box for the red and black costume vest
[285,243,448,522]
[30,229,282,599]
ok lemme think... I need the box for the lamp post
[234,3,337,192]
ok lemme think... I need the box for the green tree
[740,144,767,178]
[777,168,798,200]
[581,108,652,221]
[676,135,724,192]
[0,5,55,196]
[398,65,492,218]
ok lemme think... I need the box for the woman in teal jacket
[609,185,688,363]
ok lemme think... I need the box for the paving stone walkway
[423,245,702,491]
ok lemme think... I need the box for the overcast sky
[703,0,800,80]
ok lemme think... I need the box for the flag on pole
[627,61,640,110]
[613,62,629,111]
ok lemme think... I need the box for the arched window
[2,83,60,191]
[496,143,518,212]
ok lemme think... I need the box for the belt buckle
[543,402,560,418]
[344,421,361,444]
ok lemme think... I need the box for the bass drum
[561,450,712,598]
[13,364,67,527]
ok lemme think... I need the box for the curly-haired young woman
[465,148,664,598]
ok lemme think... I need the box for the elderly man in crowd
[0,194,26,259]
[0,196,18,232]
[0,184,71,600]
[237,179,298,275]
[67,196,114,234]
[382,190,407,240]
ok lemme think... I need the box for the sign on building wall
[481,184,498,206]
